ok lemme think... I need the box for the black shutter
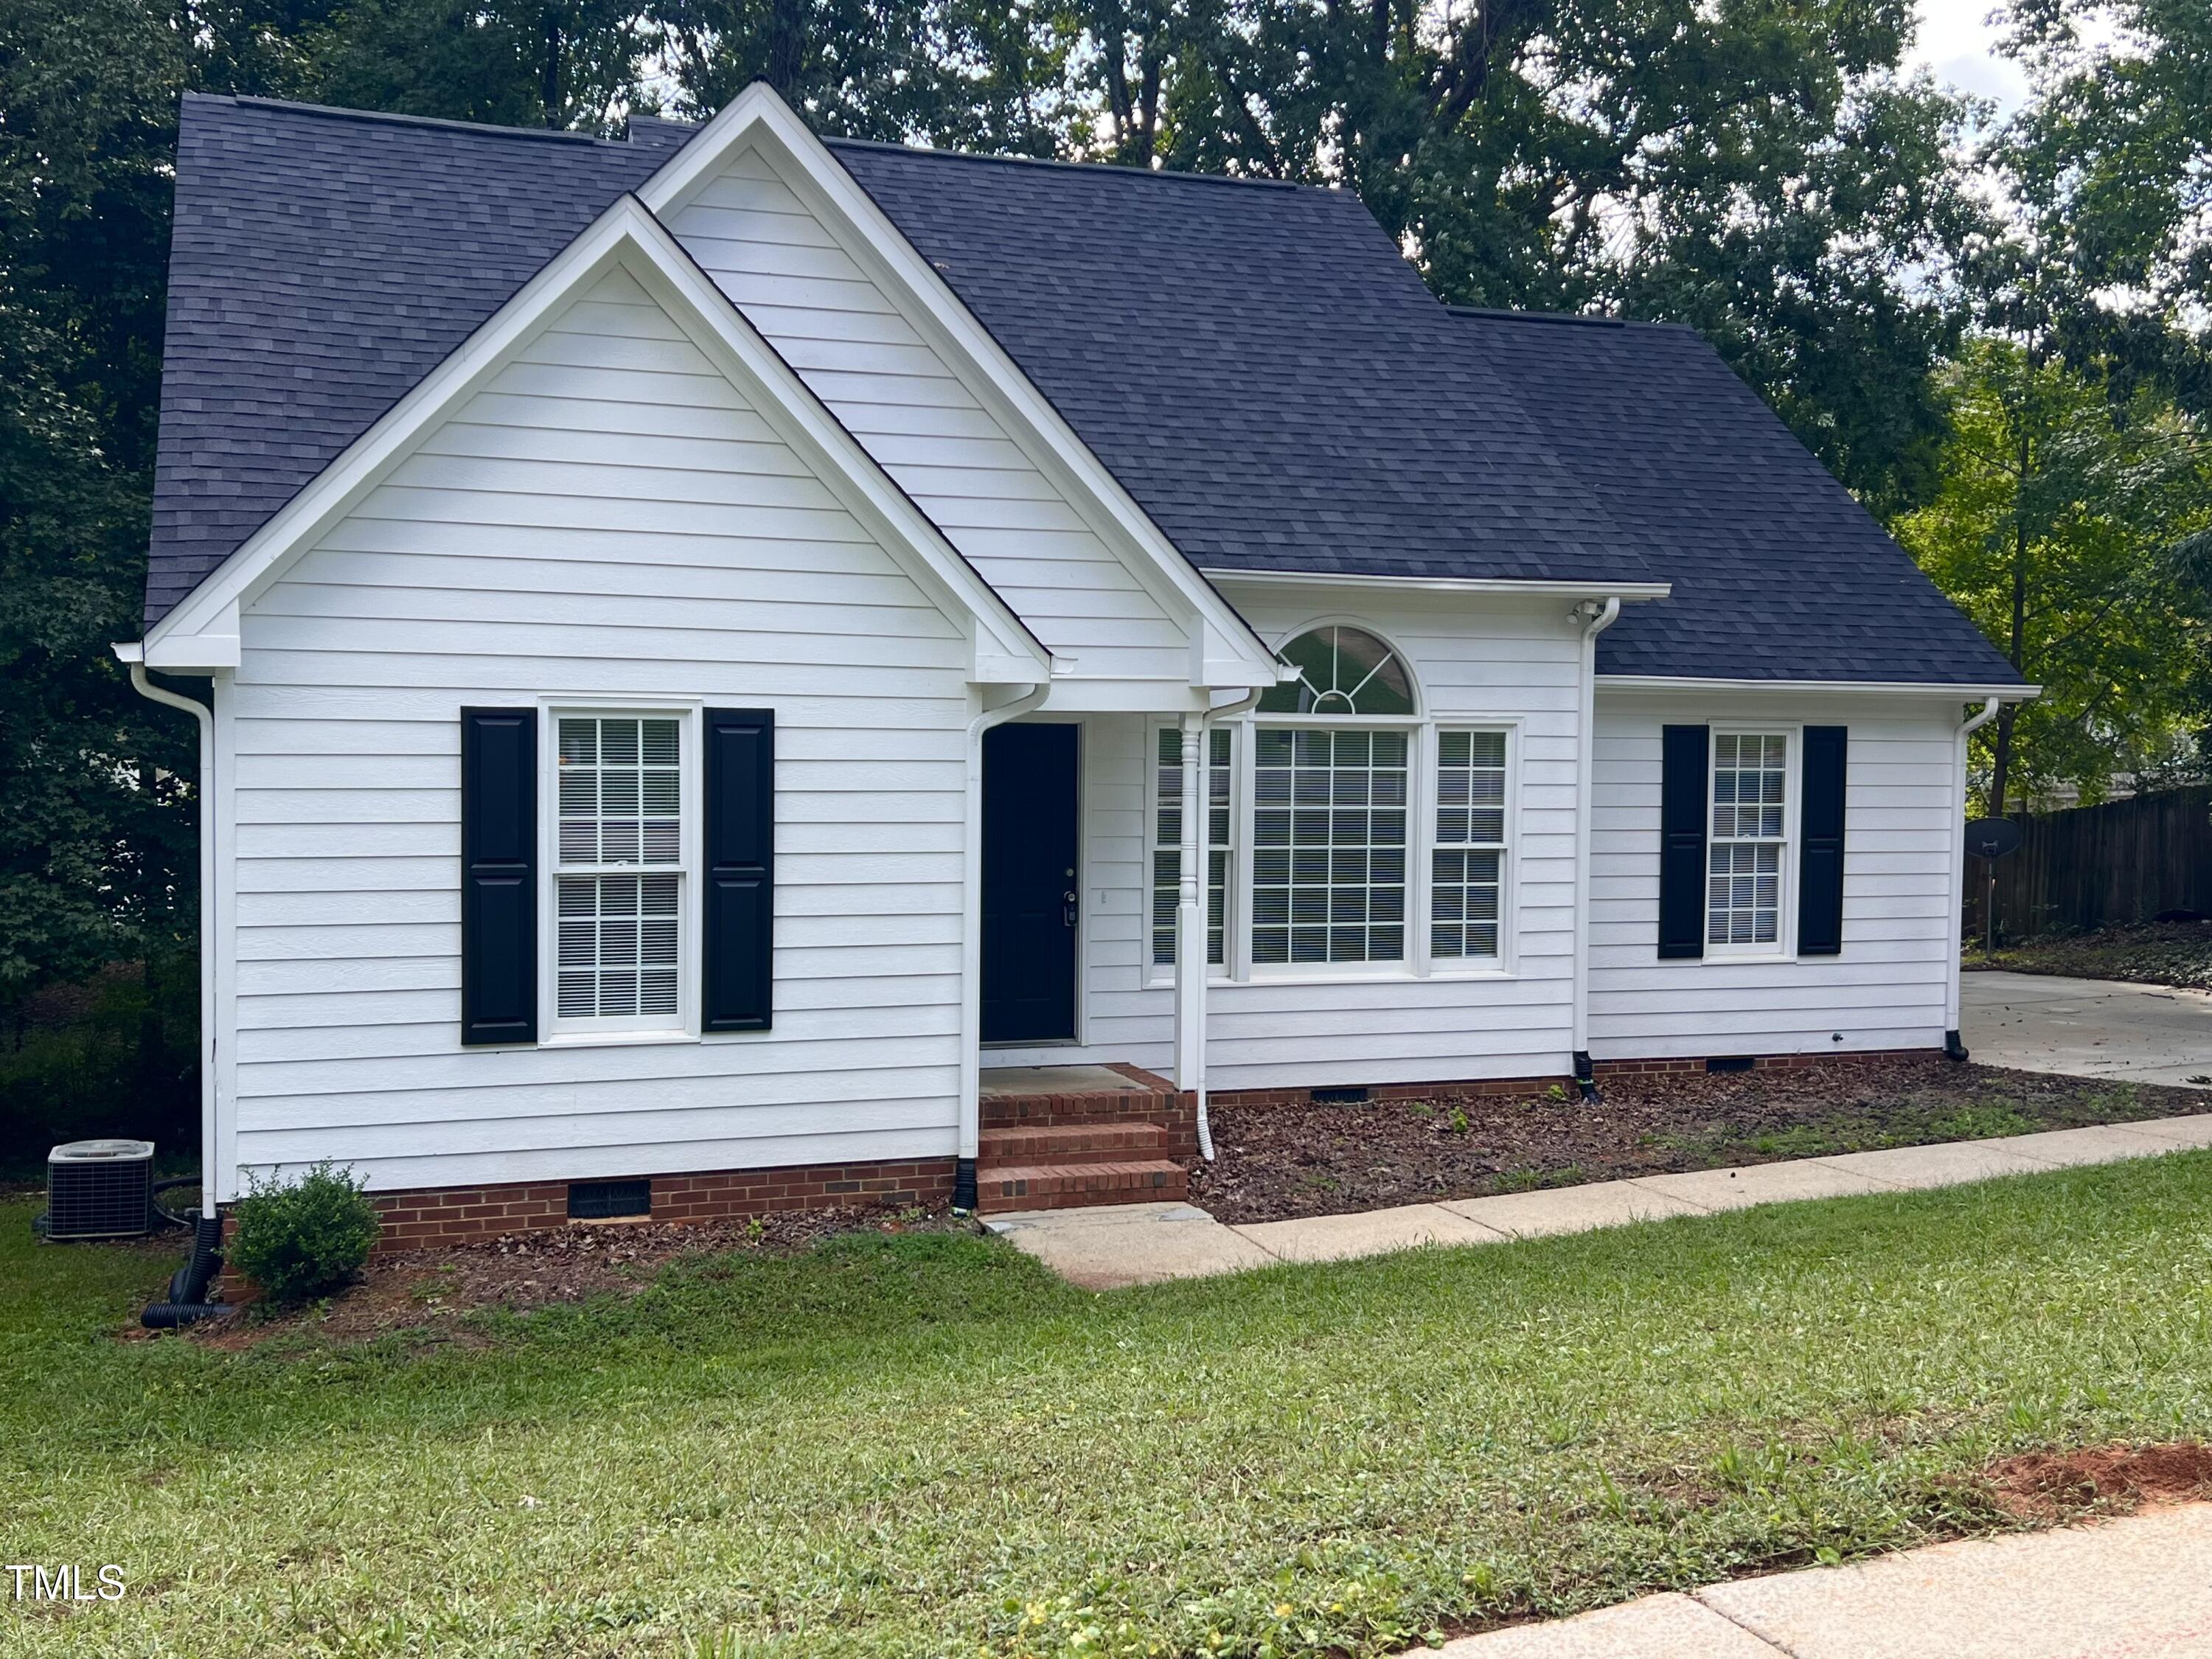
[1797,725,1848,956]
[703,707,774,1032]
[1658,723,1709,960]
[461,707,537,1045]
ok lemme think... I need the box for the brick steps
[979,1121,1169,1165]
[975,1158,1189,1214]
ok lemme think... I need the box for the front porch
[974,1063,1195,1214]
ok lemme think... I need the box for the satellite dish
[1964,818,2023,860]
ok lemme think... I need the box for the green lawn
[7,1157,2212,1658]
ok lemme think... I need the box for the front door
[981,722,1079,1044]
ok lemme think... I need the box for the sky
[1908,0,2031,114]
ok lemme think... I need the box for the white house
[122,86,2030,1239]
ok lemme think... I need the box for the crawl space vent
[568,1179,651,1220]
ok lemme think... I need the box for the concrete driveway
[1962,970,2212,1088]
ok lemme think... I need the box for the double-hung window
[1431,729,1509,960]
[553,712,689,1032]
[1707,731,1789,950]
[1152,725,1233,970]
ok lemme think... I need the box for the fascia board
[1598,675,2042,700]
[636,88,1281,684]
[1203,568,1674,600]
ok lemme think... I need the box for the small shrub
[228,1163,380,1304]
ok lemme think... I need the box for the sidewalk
[1432,1501,2212,1658]
[984,1110,2212,1290]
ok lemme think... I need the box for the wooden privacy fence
[1964,785,2212,941]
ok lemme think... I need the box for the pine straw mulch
[1186,1054,2209,1225]
[167,1203,959,1351]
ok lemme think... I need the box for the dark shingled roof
[145,94,2014,689]
[1450,310,2020,684]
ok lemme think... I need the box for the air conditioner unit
[45,1140,156,1240]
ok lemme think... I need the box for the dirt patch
[1984,1443,2212,1522]
[1973,919,2212,992]
[166,1203,960,1351]
[1188,1056,2207,1225]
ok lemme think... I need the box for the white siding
[225,266,975,1191]
[987,594,1586,1090]
[1587,690,1960,1059]
[664,147,1192,680]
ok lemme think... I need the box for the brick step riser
[974,1160,1189,1214]
[980,1127,1169,1162]
[981,1096,1183,1127]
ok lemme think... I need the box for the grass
[1657,1098,2048,1164]
[8,1155,2212,1657]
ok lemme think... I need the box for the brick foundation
[349,1048,1942,1248]
[369,1155,956,1253]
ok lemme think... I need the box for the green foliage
[227,1164,383,1304]
[0,964,198,1177]
[10,1158,2212,1652]
[1894,339,2212,810]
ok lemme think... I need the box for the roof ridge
[1447,304,1697,333]
[822,133,1307,191]
[217,94,624,147]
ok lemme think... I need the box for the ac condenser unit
[45,1140,156,1240]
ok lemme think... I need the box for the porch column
[1172,712,1206,1093]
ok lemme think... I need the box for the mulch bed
[1186,1055,2208,1225]
[1974,918,2212,992]
[164,1203,958,1350]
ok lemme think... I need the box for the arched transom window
[1258,625,1415,715]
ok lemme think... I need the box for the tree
[1894,339,2212,815]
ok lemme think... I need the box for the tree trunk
[1989,418,2033,819]
[540,10,563,125]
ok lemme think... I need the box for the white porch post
[1172,712,1206,1103]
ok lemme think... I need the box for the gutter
[1570,597,1621,1099]
[116,644,219,1193]
[1944,697,2004,1061]
[953,678,1052,1214]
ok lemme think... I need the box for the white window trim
[537,698,703,1044]
[1423,719,1521,978]
[1704,721,1800,962]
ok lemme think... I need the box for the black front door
[981,722,1079,1044]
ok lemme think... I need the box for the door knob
[1063,891,1079,928]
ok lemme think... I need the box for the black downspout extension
[952,1156,978,1217]
[142,1211,232,1328]
[1572,1050,1600,1104]
[1944,1029,1969,1063]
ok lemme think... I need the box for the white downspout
[953,678,1051,1213]
[1177,685,1266,1162]
[1570,597,1620,1098]
[1945,696,2003,1057]
[119,648,218,1196]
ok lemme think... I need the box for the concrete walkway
[1432,1501,2212,1657]
[1963,970,2212,1088]
[984,1110,2212,1290]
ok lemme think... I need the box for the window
[1152,726,1232,969]
[1707,731,1788,948]
[1251,727,1409,964]
[554,713,687,1028]
[1257,625,1413,715]
[1433,729,1508,959]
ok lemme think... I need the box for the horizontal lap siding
[1588,692,1958,1058]
[666,152,1190,680]
[228,266,970,1192]
[986,599,1584,1090]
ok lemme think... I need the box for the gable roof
[143,190,1053,680]
[1453,310,2022,686]
[145,93,1640,630]
[144,93,2013,692]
